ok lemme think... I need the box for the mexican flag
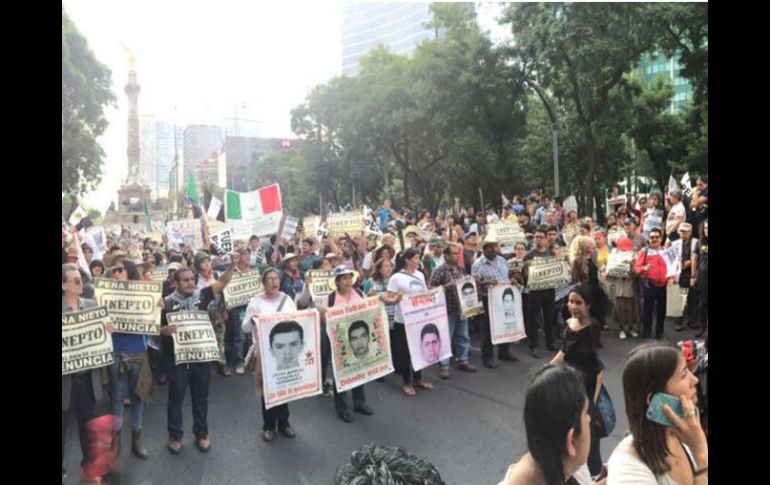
[225,184,283,238]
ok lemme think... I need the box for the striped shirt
[471,255,509,296]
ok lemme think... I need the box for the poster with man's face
[256,309,322,409]
[400,288,453,372]
[456,276,483,318]
[488,283,526,344]
[326,297,394,393]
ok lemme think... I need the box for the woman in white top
[384,247,433,396]
[499,364,602,485]
[241,268,298,443]
[607,343,708,484]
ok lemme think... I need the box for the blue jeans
[440,312,470,368]
[225,307,246,368]
[108,354,144,432]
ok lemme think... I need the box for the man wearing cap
[472,235,519,368]
[522,226,559,358]
[321,266,372,422]
[674,222,699,331]
[666,189,686,243]
[279,253,304,300]
[623,218,646,251]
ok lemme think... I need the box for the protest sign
[303,215,321,237]
[210,227,234,253]
[307,270,333,307]
[280,216,299,241]
[508,259,524,272]
[527,257,571,291]
[166,219,203,250]
[150,265,168,282]
[94,278,162,335]
[62,306,114,375]
[643,209,664,237]
[222,270,263,310]
[488,283,526,344]
[562,224,579,245]
[85,226,107,261]
[399,288,452,372]
[661,240,682,278]
[256,309,322,409]
[168,310,220,364]
[327,210,365,238]
[606,250,636,278]
[666,282,687,318]
[456,276,483,318]
[326,296,394,393]
[486,220,526,245]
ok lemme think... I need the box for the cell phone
[646,392,684,427]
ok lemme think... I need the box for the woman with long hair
[385,248,433,396]
[106,258,153,459]
[499,364,602,485]
[607,343,707,484]
[569,236,609,348]
[550,284,607,477]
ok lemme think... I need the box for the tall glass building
[638,53,694,114]
[341,2,440,76]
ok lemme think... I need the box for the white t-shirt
[241,292,298,338]
[666,202,685,233]
[607,435,695,485]
[387,270,427,323]
[498,463,594,485]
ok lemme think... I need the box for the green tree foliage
[62,5,115,196]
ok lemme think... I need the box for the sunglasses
[113,267,125,274]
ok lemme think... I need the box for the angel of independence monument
[104,53,160,226]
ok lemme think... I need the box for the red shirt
[634,248,668,287]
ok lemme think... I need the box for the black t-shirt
[523,249,554,262]
[463,249,475,274]
[161,286,216,359]
[562,324,600,393]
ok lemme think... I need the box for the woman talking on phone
[607,343,708,484]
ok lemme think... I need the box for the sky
[63,1,510,213]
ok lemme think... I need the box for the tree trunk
[402,165,411,208]
[583,132,598,218]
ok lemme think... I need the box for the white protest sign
[308,270,333,307]
[643,209,664,237]
[62,306,114,375]
[456,276,483,318]
[257,309,323,409]
[94,278,162,335]
[166,219,203,251]
[488,283,526,344]
[606,250,636,279]
[168,310,221,364]
[399,288,453,372]
[527,257,571,291]
[281,216,299,241]
[210,227,234,254]
[662,240,682,278]
[223,270,264,310]
[326,297,394,392]
[327,211,365,238]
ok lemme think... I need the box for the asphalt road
[64,322,702,484]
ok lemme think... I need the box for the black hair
[502,287,515,301]
[568,283,593,310]
[89,259,105,275]
[579,223,591,232]
[311,259,324,270]
[332,443,444,485]
[115,258,141,281]
[169,254,183,264]
[269,320,304,347]
[443,245,456,258]
[649,228,663,238]
[546,225,558,234]
[524,364,588,485]
[420,323,440,341]
[395,247,421,273]
[302,238,314,246]
[461,282,475,293]
[347,320,370,341]
[535,225,549,236]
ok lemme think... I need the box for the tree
[502,3,659,216]
[62,5,115,195]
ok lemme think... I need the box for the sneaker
[235,365,246,376]
[619,330,627,340]
[629,330,640,338]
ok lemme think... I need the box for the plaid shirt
[471,255,509,296]
[430,263,466,315]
